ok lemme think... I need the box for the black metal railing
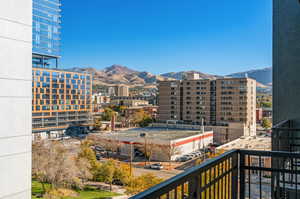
[130,149,300,199]
[129,120,300,199]
[272,120,300,152]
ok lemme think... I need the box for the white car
[149,163,164,170]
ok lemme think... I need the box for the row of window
[34,99,90,105]
[33,105,91,111]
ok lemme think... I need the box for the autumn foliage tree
[125,173,163,195]
[96,160,132,190]
[130,109,153,127]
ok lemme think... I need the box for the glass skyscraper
[32,0,61,68]
[31,0,93,137]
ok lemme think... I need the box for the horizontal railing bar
[243,166,300,174]
[240,150,300,158]
[275,137,300,140]
[273,128,300,131]
[272,119,290,129]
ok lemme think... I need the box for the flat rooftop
[216,135,271,151]
[107,127,211,140]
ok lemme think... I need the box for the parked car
[177,156,190,162]
[135,151,144,157]
[182,155,193,160]
[112,179,124,186]
[149,163,164,170]
[95,146,105,152]
[96,154,102,160]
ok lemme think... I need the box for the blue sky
[61,0,272,75]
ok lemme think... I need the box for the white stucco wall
[0,0,32,198]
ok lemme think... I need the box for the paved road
[176,155,209,171]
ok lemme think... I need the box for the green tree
[77,140,100,180]
[102,108,116,121]
[262,118,272,129]
[93,118,102,130]
[97,160,116,191]
[260,101,272,108]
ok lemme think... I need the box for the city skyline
[61,0,272,75]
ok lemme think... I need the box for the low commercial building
[151,122,253,145]
[110,96,149,107]
[123,106,158,119]
[256,108,263,123]
[93,128,213,161]
[216,135,271,151]
[216,135,272,175]
[92,93,111,112]
[262,107,272,118]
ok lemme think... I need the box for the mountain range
[227,67,272,86]
[70,65,272,88]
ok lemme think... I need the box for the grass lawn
[32,180,121,199]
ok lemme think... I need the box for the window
[36,34,40,44]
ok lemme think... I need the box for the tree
[77,140,100,180]
[102,107,116,121]
[113,162,131,185]
[262,118,272,129]
[93,118,102,130]
[130,109,153,127]
[260,101,272,108]
[139,139,157,165]
[160,143,181,169]
[32,140,92,193]
[32,141,51,194]
[125,173,163,195]
[97,160,116,191]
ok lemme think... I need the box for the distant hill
[69,65,169,86]
[227,67,272,85]
[160,71,218,80]
[69,65,272,91]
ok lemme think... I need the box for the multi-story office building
[32,0,61,68]
[158,75,256,143]
[31,0,93,136]
[32,68,92,135]
[0,1,32,198]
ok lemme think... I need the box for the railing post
[231,151,238,199]
[239,151,245,199]
[188,175,200,199]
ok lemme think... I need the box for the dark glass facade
[33,0,61,58]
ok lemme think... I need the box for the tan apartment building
[158,75,256,144]
[158,80,181,121]
[115,84,129,97]
[216,78,256,128]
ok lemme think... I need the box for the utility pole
[130,141,133,176]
